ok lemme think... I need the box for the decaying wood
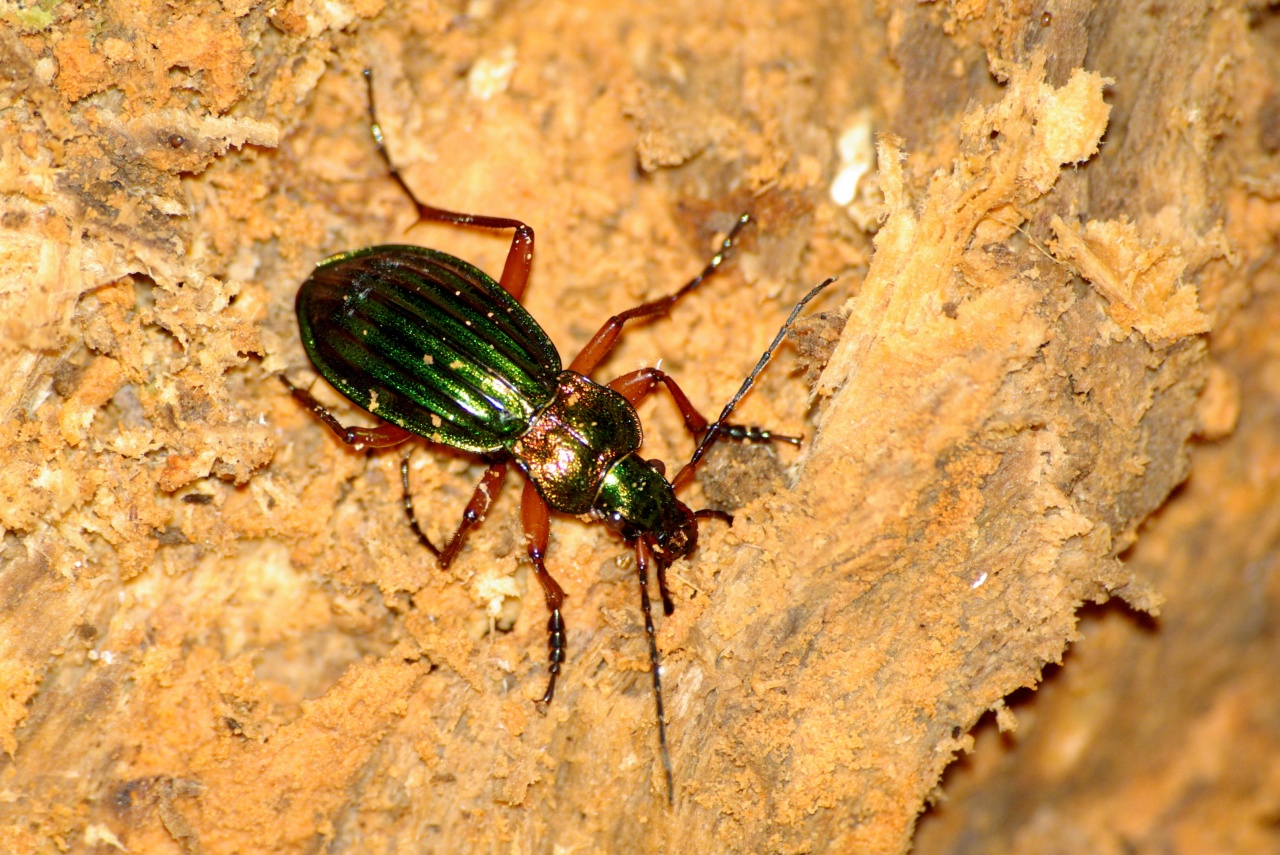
[1,2,1270,853]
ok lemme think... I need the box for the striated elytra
[298,245,559,452]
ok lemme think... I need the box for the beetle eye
[605,511,626,531]
[647,458,666,477]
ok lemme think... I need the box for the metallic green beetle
[284,71,817,803]
[287,216,774,698]
[295,242,710,568]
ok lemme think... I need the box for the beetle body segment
[513,371,643,514]
[297,245,561,453]
[595,456,697,565]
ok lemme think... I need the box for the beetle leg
[363,69,535,302]
[401,456,510,567]
[395,197,534,303]
[567,214,751,375]
[520,480,566,706]
[608,367,801,446]
[652,547,675,617]
[281,375,415,449]
[668,276,838,494]
[693,508,733,525]
[438,461,510,569]
[635,538,675,804]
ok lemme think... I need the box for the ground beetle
[284,71,831,802]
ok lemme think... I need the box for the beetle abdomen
[297,245,562,452]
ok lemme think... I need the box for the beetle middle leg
[608,367,801,447]
[520,480,567,706]
[567,213,752,375]
[363,69,535,302]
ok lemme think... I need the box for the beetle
[284,71,826,801]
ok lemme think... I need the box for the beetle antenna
[671,276,838,492]
[635,539,675,804]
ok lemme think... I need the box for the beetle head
[596,455,699,566]
[646,498,697,567]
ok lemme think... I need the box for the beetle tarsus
[655,560,675,617]
[400,454,442,558]
[693,508,734,526]
[713,423,803,445]
[540,609,566,706]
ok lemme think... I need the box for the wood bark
[0,2,1268,853]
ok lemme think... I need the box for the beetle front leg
[401,457,509,567]
[521,480,567,706]
[608,367,801,447]
[281,376,415,449]
[653,549,676,618]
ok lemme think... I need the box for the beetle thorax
[510,371,644,515]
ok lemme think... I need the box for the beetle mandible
[284,70,811,801]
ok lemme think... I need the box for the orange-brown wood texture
[1,1,1273,853]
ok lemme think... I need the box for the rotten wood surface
[1,2,1271,853]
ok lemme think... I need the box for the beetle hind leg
[400,454,442,558]
[281,375,415,449]
[362,69,536,303]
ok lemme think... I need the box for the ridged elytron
[284,71,827,802]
